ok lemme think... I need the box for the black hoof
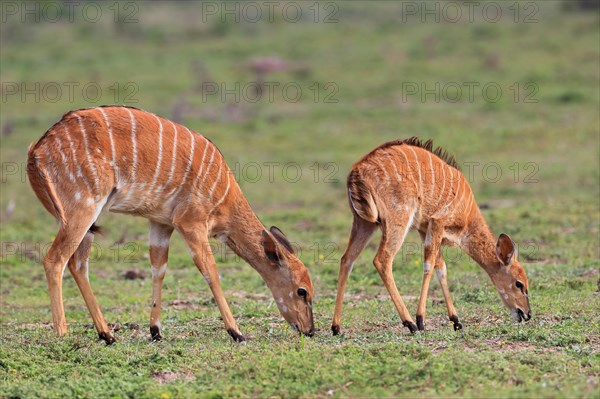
[450,315,463,331]
[403,320,418,334]
[416,315,425,332]
[332,325,341,336]
[150,326,162,341]
[99,332,116,345]
[227,329,246,342]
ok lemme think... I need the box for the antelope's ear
[262,230,281,264]
[496,233,517,266]
[269,226,294,254]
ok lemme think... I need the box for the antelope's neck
[461,210,500,275]
[222,196,272,277]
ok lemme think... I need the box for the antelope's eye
[297,288,307,298]
[515,281,524,290]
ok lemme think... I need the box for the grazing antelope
[331,137,531,335]
[27,106,314,344]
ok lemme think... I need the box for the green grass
[1,1,599,398]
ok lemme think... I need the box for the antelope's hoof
[331,325,341,336]
[416,315,425,332]
[150,326,162,341]
[450,315,463,331]
[403,320,418,334]
[227,329,246,343]
[99,332,116,345]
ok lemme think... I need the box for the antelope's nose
[525,311,532,321]
[303,327,315,337]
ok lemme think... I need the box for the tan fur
[27,106,314,343]
[332,137,531,334]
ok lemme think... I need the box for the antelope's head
[261,226,314,336]
[490,233,531,323]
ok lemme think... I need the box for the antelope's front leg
[416,220,443,331]
[148,222,174,341]
[174,220,245,342]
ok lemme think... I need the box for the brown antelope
[331,137,531,335]
[27,105,314,344]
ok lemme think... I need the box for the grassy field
[1,1,599,398]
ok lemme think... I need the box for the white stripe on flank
[427,152,436,198]
[407,147,422,200]
[207,156,223,200]
[443,171,462,217]
[62,122,93,192]
[199,144,217,188]
[191,136,211,192]
[165,121,179,189]
[125,108,138,183]
[383,152,404,184]
[146,115,164,196]
[456,179,467,212]
[168,128,196,199]
[209,169,231,214]
[465,189,474,214]
[433,166,457,218]
[75,114,100,193]
[373,158,389,182]
[53,136,74,182]
[435,162,446,209]
[393,147,418,192]
[97,107,119,183]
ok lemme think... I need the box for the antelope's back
[350,139,476,227]
[27,106,236,222]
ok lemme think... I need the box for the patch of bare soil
[14,322,53,330]
[152,371,181,384]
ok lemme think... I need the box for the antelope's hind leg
[434,250,462,331]
[43,208,103,338]
[67,229,114,344]
[332,215,377,335]
[373,216,418,333]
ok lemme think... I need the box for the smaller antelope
[331,137,531,335]
[27,106,314,344]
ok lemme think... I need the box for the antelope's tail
[27,142,67,226]
[347,168,378,223]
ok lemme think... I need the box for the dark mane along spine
[374,136,460,171]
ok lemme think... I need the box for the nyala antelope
[27,105,314,344]
[331,137,531,335]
